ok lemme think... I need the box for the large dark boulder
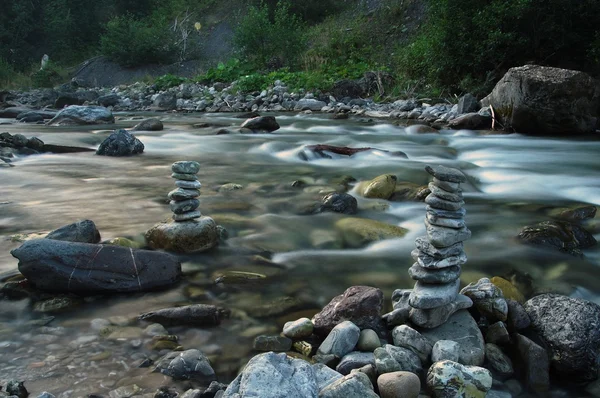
[517,220,596,257]
[481,65,600,135]
[312,285,385,337]
[332,79,366,99]
[240,115,280,132]
[47,105,114,126]
[97,93,120,107]
[10,239,181,293]
[46,219,101,243]
[96,129,144,156]
[524,294,600,384]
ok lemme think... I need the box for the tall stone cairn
[408,165,473,328]
[169,161,202,222]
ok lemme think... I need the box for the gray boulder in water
[481,65,600,135]
[47,105,115,126]
[11,239,181,293]
[96,129,144,156]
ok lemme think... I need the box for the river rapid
[0,112,599,395]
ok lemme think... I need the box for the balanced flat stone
[425,221,471,248]
[171,172,198,181]
[410,295,473,329]
[431,177,460,193]
[425,194,464,211]
[426,206,466,219]
[428,183,463,202]
[11,239,181,293]
[412,249,467,269]
[409,263,461,284]
[170,199,200,214]
[425,165,467,183]
[168,188,200,201]
[145,217,219,253]
[175,180,201,189]
[426,213,466,229]
[409,279,460,309]
[172,161,200,174]
[415,236,464,258]
[173,210,202,221]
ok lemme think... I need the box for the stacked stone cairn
[169,161,202,221]
[407,164,473,328]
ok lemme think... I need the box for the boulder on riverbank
[47,105,115,126]
[10,239,181,293]
[481,65,600,135]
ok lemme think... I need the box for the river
[0,112,599,395]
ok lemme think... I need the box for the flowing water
[0,113,599,395]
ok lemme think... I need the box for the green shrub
[196,58,252,84]
[154,74,188,90]
[233,1,307,69]
[31,61,64,88]
[100,15,177,67]
[395,0,600,94]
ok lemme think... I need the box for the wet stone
[282,317,314,339]
[384,344,422,375]
[428,183,463,202]
[377,371,421,398]
[336,351,376,375]
[415,236,464,258]
[168,188,200,201]
[425,194,465,211]
[431,177,460,193]
[425,164,467,183]
[426,360,492,398]
[486,321,510,345]
[172,161,200,174]
[374,347,401,375]
[426,213,466,229]
[432,340,460,362]
[173,210,202,221]
[171,172,198,181]
[485,343,514,378]
[412,249,467,269]
[175,180,201,189]
[357,329,381,352]
[317,320,361,358]
[409,263,461,284]
[409,294,473,329]
[409,279,460,309]
[425,221,471,248]
[392,325,432,363]
[506,299,531,331]
[426,206,466,219]
[170,199,200,214]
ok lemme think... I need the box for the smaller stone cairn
[169,161,202,221]
[407,164,473,328]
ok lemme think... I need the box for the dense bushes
[233,1,307,69]
[100,15,178,67]
[395,0,600,95]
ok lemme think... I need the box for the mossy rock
[390,182,430,202]
[335,217,408,247]
[490,276,525,303]
[357,174,397,199]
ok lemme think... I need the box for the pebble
[461,278,508,321]
[485,343,514,378]
[317,320,360,358]
[374,347,402,375]
[409,294,473,328]
[425,164,467,183]
[425,194,465,211]
[506,299,530,331]
[426,360,492,398]
[173,210,203,221]
[409,263,461,284]
[336,352,376,375]
[172,161,200,174]
[432,340,460,362]
[168,188,200,201]
[282,317,314,339]
[170,199,200,214]
[377,371,420,398]
[409,279,460,309]
[144,323,169,337]
[485,321,510,345]
[392,325,432,363]
[252,335,292,352]
[514,333,549,394]
[319,372,379,398]
[357,329,381,351]
[175,180,202,189]
[383,344,422,374]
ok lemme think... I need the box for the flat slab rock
[139,304,230,326]
[11,239,181,293]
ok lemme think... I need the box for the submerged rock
[357,174,397,199]
[517,220,596,256]
[335,217,408,248]
[47,105,114,125]
[524,294,600,383]
[11,239,181,293]
[240,115,280,132]
[133,118,163,131]
[154,349,216,382]
[139,304,230,326]
[318,192,358,214]
[96,129,144,156]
